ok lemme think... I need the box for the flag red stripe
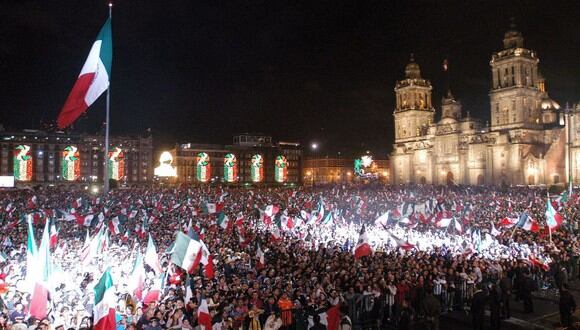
[57,72,95,129]
[29,283,49,319]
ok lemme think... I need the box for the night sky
[1,1,580,157]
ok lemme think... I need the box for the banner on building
[223,153,237,183]
[251,154,264,183]
[61,146,80,181]
[196,152,211,183]
[108,147,125,181]
[274,155,288,183]
[14,145,33,181]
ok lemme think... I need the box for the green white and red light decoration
[274,155,288,183]
[196,152,211,183]
[223,153,237,183]
[61,145,80,181]
[251,154,264,182]
[14,145,32,181]
[354,155,373,176]
[108,147,125,181]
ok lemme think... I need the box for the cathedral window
[504,68,509,86]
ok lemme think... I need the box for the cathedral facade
[391,25,580,186]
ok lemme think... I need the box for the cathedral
[391,24,580,186]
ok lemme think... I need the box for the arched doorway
[477,174,484,185]
[419,176,426,184]
[528,175,535,185]
[446,171,454,185]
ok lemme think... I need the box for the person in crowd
[0,184,575,330]
[559,283,576,328]
[470,284,486,330]
[489,283,501,330]
[499,271,512,319]
[422,289,441,330]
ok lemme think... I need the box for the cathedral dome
[405,54,421,79]
[540,95,560,110]
[503,19,524,49]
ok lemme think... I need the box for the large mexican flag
[57,18,112,129]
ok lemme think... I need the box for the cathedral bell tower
[489,20,542,130]
[393,54,435,142]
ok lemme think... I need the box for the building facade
[391,24,580,186]
[302,157,390,185]
[0,129,154,186]
[170,134,302,185]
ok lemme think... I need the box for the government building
[391,24,580,186]
[0,127,154,187]
[168,134,302,185]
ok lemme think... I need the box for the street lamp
[565,105,574,194]
[311,142,318,186]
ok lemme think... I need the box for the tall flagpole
[104,2,113,194]
[547,191,552,244]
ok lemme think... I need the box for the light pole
[311,143,318,186]
[565,104,574,195]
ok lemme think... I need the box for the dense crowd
[0,184,578,330]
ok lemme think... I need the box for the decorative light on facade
[154,151,177,177]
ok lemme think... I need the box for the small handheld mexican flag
[545,197,563,230]
[171,232,202,274]
[93,268,115,330]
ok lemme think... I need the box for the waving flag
[490,222,501,236]
[171,232,202,274]
[498,217,518,228]
[453,218,463,233]
[529,255,550,271]
[203,202,222,214]
[75,214,94,227]
[108,217,121,235]
[216,213,231,231]
[25,215,38,290]
[256,244,265,269]
[375,211,391,227]
[265,205,280,217]
[49,221,58,249]
[197,298,212,330]
[29,220,52,319]
[516,213,539,232]
[144,234,162,274]
[199,240,214,279]
[354,225,372,258]
[128,250,145,301]
[57,18,112,129]
[307,305,340,330]
[435,217,452,228]
[545,198,563,230]
[93,268,116,330]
